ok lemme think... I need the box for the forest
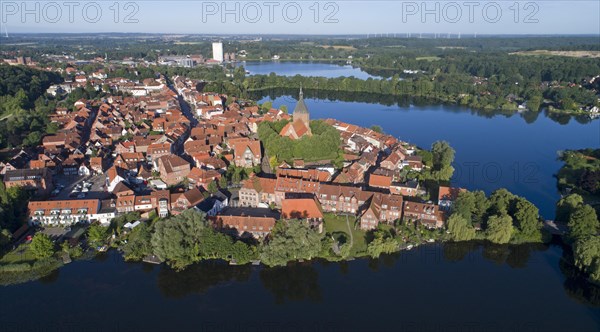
[447,188,546,244]
[0,65,62,148]
[555,150,600,285]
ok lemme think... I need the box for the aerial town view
[0,1,599,331]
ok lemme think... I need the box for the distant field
[416,56,441,61]
[319,45,357,51]
[436,46,466,50]
[512,50,600,58]
[173,41,203,45]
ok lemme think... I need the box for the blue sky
[1,1,599,35]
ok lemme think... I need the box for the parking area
[52,173,109,200]
[40,227,70,241]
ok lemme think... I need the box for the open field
[416,56,441,61]
[512,50,600,58]
[319,45,357,51]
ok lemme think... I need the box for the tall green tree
[486,214,514,244]
[556,194,584,223]
[512,197,541,236]
[87,224,110,247]
[260,220,324,266]
[366,230,398,258]
[430,141,455,181]
[151,209,207,269]
[573,236,600,283]
[29,233,55,259]
[447,214,476,241]
[122,223,152,260]
[568,204,599,241]
[207,180,218,194]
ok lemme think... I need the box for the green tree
[431,141,455,169]
[430,141,455,181]
[30,233,55,259]
[488,189,515,216]
[260,101,273,113]
[150,209,207,269]
[366,230,398,258]
[486,214,514,244]
[122,223,153,260]
[0,181,8,204]
[207,179,218,194]
[568,204,599,241]
[219,175,228,188]
[446,214,476,241]
[452,190,489,225]
[0,228,12,248]
[512,197,541,236]
[260,220,324,266]
[370,125,383,133]
[573,236,600,283]
[556,194,583,223]
[87,224,110,247]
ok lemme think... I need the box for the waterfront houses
[28,199,116,226]
[7,72,446,241]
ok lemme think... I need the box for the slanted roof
[281,196,324,220]
[293,87,309,114]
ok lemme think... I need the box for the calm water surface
[1,64,599,332]
[0,244,599,332]
[261,95,600,219]
[239,61,381,79]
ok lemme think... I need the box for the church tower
[293,87,310,130]
[280,87,312,139]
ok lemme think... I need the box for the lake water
[260,95,599,220]
[2,63,600,332]
[239,61,381,79]
[0,243,599,331]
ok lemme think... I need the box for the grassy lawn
[0,243,36,265]
[323,213,368,257]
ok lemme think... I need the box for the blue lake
[1,63,600,332]
[239,61,381,79]
[260,95,600,219]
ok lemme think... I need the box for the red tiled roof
[281,197,324,220]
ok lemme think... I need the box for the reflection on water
[259,263,322,304]
[239,61,380,80]
[157,261,252,299]
[560,246,600,307]
[1,243,600,331]
[251,88,597,125]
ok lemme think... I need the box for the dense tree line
[119,210,255,270]
[557,149,600,197]
[0,65,61,103]
[556,149,600,285]
[448,188,544,244]
[0,65,62,148]
[0,182,29,233]
[117,209,335,269]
